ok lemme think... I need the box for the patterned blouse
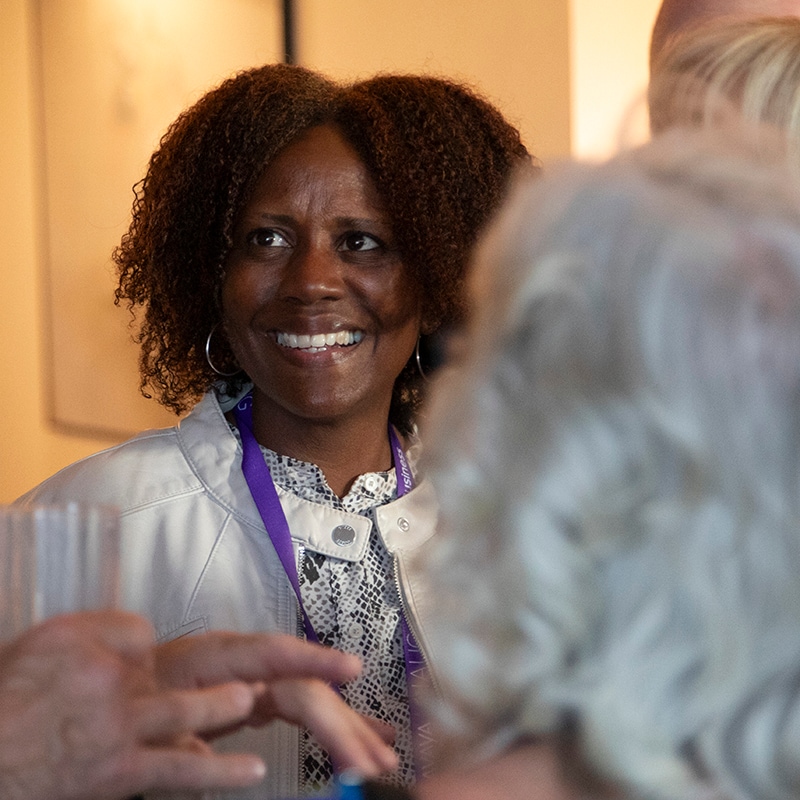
[233,425,417,793]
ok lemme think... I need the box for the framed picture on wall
[33,0,288,438]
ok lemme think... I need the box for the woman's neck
[246,398,397,499]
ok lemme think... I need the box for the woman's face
[222,124,422,428]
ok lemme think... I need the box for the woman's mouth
[275,330,365,353]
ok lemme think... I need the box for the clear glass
[0,502,120,640]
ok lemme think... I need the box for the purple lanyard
[233,392,432,777]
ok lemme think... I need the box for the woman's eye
[340,232,381,252]
[248,229,290,248]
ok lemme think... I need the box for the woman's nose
[280,244,345,303]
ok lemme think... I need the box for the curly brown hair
[335,75,533,429]
[115,63,533,432]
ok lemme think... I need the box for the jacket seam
[156,616,209,643]
[117,484,206,514]
[185,510,232,622]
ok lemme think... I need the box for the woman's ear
[419,304,439,336]
[417,325,458,375]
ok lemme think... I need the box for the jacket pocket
[155,616,208,643]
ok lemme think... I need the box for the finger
[68,611,156,656]
[257,679,398,776]
[16,611,156,663]
[156,632,363,689]
[133,682,259,742]
[111,747,266,795]
[361,715,396,745]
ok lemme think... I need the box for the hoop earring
[205,324,239,377]
[415,336,428,382]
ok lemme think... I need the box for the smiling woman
[222,125,423,495]
[15,63,532,799]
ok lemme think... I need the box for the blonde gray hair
[649,16,800,171]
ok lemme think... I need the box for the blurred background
[0,0,660,502]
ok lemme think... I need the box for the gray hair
[421,127,800,800]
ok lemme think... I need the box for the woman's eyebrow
[242,212,296,225]
[335,215,390,228]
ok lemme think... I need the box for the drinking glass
[0,502,120,640]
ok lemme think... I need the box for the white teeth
[276,331,364,350]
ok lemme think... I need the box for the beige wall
[296,0,662,162]
[0,0,660,502]
[571,0,661,159]
[1,0,115,503]
[296,0,571,164]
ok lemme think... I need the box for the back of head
[422,126,800,799]
[649,15,800,167]
[649,0,800,67]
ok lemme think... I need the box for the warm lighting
[570,0,661,159]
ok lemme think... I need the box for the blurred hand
[156,631,398,776]
[0,611,265,800]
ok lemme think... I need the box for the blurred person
[0,611,395,800]
[17,63,532,798]
[650,0,800,66]
[411,125,800,800]
[649,14,800,171]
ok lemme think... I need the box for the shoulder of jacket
[15,425,203,511]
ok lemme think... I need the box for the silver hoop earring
[415,336,428,381]
[205,324,239,377]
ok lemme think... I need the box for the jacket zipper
[296,544,307,794]
[392,554,441,696]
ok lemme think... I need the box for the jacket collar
[177,386,437,556]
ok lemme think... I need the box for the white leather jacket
[16,387,439,800]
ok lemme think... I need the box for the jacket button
[348,622,364,640]
[332,524,356,546]
[397,517,410,532]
